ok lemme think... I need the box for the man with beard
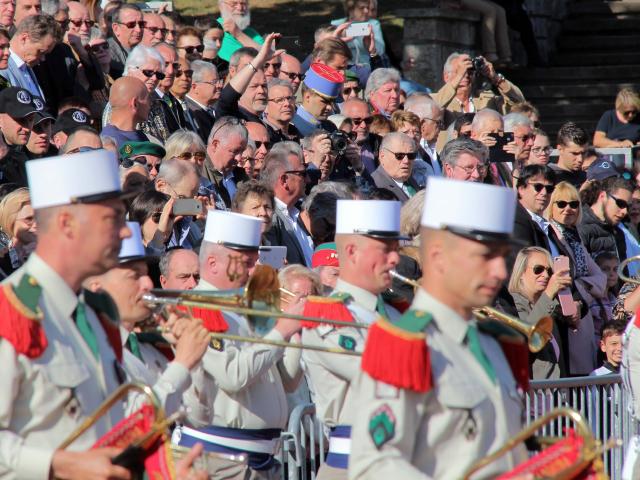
[292,63,343,137]
[108,4,144,78]
[264,79,301,143]
[214,33,280,124]
[216,0,263,62]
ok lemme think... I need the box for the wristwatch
[493,73,506,86]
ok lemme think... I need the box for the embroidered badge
[33,98,44,111]
[338,334,356,351]
[72,110,87,123]
[210,337,224,351]
[16,90,31,104]
[123,143,133,154]
[368,404,396,449]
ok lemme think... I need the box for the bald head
[471,109,503,137]
[279,53,302,93]
[110,77,148,108]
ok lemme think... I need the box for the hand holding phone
[345,22,370,37]
[552,256,577,317]
[488,132,515,163]
[172,199,203,217]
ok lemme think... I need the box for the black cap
[31,96,54,124]
[52,108,90,135]
[0,87,41,119]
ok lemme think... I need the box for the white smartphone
[258,246,287,270]
[345,22,370,37]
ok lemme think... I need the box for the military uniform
[621,317,640,475]
[348,288,527,479]
[0,254,124,479]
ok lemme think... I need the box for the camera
[471,56,485,73]
[330,131,349,154]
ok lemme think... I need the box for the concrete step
[525,101,610,118]
[552,51,640,66]
[568,0,640,15]
[504,65,640,84]
[563,16,640,33]
[558,34,640,51]
[522,83,638,100]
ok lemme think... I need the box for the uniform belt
[326,425,351,469]
[179,426,281,455]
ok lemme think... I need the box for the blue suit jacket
[0,54,44,99]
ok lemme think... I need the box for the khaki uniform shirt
[0,254,124,480]
[182,279,292,430]
[302,279,401,427]
[622,319,640,420]
[120,326,191,417]
[348,288,526,480]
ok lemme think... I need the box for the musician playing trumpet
[349,177,529,479]
[175,210,304,479]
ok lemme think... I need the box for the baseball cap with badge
[0,87,43,119]
[587,157,620,181]
[52,108,91,136]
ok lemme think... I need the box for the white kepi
[119,222,147,263]
[204,210,262,250]
[421,177,517,242]
[335,199,408,239]
[26,149,123,209]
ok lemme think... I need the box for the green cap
[119,141,166,160]
[344,70,360,84]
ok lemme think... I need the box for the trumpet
[618,255,640,284]
[389,270,553,353]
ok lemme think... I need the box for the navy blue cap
[587,158,620,181]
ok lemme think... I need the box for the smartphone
[276,36,301,51]
[488,132,515,163]
[136,1,171,11]
[258,246,287,270]
[172,198,203,217]
[553,255,577,317]
[345,22,370,37]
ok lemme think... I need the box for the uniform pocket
[44,361,90,388]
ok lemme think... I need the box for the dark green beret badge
[369,404,396,449]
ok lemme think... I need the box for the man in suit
[1,15,58,99]
[203,116,249,210]
[342,98,380,175]
[185,59,218,143]
[263,148,314,266]
[371,132,420,204]
[405,93,444,178]
[108,4,144,79]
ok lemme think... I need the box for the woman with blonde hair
[546,181,606,374]
[0,188,37,275]
[593,87,640,147]
[164,130,207,168]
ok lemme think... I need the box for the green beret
[119,141,166,159]
[344,70,360,84]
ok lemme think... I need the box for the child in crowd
[591,320,626,375]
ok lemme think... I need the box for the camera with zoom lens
[330,131,349,154]
[471,56,485,73]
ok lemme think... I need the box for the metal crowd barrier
[278,375,635,480]
[527,374,635,479]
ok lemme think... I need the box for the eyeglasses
[264,61,281,70]
[69,18,95,28]
[89,42,109,53]
[528,182,555,194]
[608,192,629,210]
[349,116,373,126]
[133,67,166,80]
[343,87,361,96]
[555,200,580,209]
[280,70,303,81]
[176,69,194,78]
[422,117,444,129]
[532,146,552,155]
[145,26,167,35]
[532,264,553,276]
[178,45,204,54]
[382,147,417,161]
[254,140,272,150]
[178,151,206,161]
[268,95,295,105]
[454,163,488,176]
[116,20,146,29]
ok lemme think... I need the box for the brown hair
[311,37,352,64]
[369,114,391,136]
[231,179,275,212]
[390,110,420,132]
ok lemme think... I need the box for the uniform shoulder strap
[0,274,48,358]
[361,309,433,393]
[301,292,354,329]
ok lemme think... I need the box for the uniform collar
[411,287,472,345]
[24,253,79,319]
[334,278,378,312]
[295,105,320,125]
[194,278,219,291]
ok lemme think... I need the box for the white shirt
[275,197,314,266]
[526,208,560,258]
[420,138,442,176]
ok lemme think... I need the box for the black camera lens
[330,131,349,154]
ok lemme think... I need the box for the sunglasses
[623,110,638,117]
[146,26,167,35]
[69,18,95,28]
[555,200,580,209]
[89,42,109,53]
[532,264,553,276]
[137,68,165,80]
[57,19,69,29]
[178,45,204,54]
[528,182,555,194]
[515,134,535,142]
[176,69,194,78]
[349,116,373,126]
[254,140,272,150]
[121,156,147,168]
[178,151,206,161]
[117,20,146,29]
[280,70,303,81]
[343,86,362,96]
[608,192,629,209]
[383,147,417,161]
[264,61,281,70]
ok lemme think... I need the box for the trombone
[618,255,640,284]
[389,270,553,353]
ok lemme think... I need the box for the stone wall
[398,0,569,90]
